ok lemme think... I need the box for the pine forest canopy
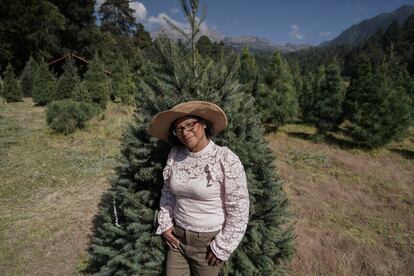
[0,0,154,73]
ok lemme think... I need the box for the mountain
[150,23,224,42]
[326,5,414,47]
[223,36,276,52]
[151,27,311,53]
[223,36,311,53]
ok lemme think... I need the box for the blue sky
[96,0,414,45]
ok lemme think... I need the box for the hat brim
[148,101,228,142]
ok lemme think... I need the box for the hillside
[0,99,413,275]
[326,5,414,47]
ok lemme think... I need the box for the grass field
[0,98,413,275]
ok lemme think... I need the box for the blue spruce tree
[87,1,294,274]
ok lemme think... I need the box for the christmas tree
[72,81,92,103]
[298,71,316,123]
[2,63,23,102]
[259,51,298,132]
[32,60,57,106]
[110,55,136,105]
[239,47,260,99]
[84,54,110,109]
[20,56,37,97]
[312,62,344,134]
[87,1,294,274]
[55,58,80,100]
[344,53,412,148]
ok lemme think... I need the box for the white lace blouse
[156,140,249,261]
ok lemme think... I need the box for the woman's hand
[206,245,223,266]
[162,226,180,249]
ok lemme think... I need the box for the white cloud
[94,1,148,22]
[145,13,212,33]
[144,12,223,41]
[319,31,332,37]
[289,24,305,40]
[130,2,148,21]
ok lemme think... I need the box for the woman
[148,101,249,276]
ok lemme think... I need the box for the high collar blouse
[156,140,249,261]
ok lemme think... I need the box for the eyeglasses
[173,120,199,136]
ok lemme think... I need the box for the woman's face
[173,116,208,151]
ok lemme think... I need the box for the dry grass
[1,99,413,275]
[269,124,414,276]
[0,98,133,275]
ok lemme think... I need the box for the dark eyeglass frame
[173,120,199,136]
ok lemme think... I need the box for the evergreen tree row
[296,50,413,148]
[0,51,148,134]
[235,44,413,148]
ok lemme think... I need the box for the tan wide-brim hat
[148,101,228,142]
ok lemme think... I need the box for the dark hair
[168,115,214,146]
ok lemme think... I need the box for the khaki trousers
[165,225,223,276]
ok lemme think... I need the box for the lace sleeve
[210,148,249,261]
[155,148,177,235]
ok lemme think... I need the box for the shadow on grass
[287,131,359,150]
[389,148,414,160]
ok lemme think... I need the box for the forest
[0,0,413,275]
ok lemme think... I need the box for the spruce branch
[162,0,207,77]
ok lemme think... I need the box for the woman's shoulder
[215,144,241,163]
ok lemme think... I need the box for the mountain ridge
[149,5,414,53]
[324,5,414,47]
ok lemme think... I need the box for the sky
[95,0,414,46]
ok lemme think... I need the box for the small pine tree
[259,50,298,132]
[20,57,38,97]
[307,66,326,124]
[344,53,412,148]
[299,71,316,123]
[72,81,91,103]
[84,54,110,109]
[130,48,153,87]
[47,100,100,134]
[313,62,344,134]
[32,60,57,106]
[385,48,414,123]
[2,63,23,102]
[55,58,80,100]
[293,71,303,104]
[239,47,259,97]
[111,55,136,105]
